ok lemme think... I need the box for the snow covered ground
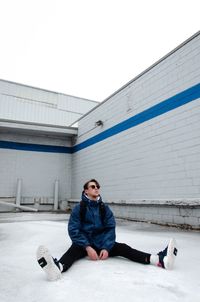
[0,213,199,302]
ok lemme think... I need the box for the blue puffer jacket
[68,193,116,251]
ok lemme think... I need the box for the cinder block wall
[68,199,200,230]
[71,33,200,228]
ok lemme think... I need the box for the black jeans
[59,242,151,272]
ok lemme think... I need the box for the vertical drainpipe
[16,178,22,207]
[54,179,59,211]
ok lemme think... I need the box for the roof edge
[72,30,200,124]
[0,118,78,131]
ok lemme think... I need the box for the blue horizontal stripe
[0,140,72,154]
[0,83,199,154]
[72,83,200,153]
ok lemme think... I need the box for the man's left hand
[99,249,109,260]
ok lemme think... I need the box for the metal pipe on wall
[54,179,59,211]
[16,178,22,207]
[0,200,38,212]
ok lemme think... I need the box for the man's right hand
[86,246,99,260]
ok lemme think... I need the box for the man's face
[85,181,100,200]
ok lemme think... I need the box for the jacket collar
[81,191,102,205]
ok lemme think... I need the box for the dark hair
[83,179,100,191]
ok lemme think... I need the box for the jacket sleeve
[100,205,116,252]
[68,205,90,248]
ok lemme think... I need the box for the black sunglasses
[88,184,100,189]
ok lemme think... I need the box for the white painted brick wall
[76,34,200,144]
[0,134,72,201]
[71,33,200,203]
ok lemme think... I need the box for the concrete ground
[0,212,199,302]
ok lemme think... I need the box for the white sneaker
[158,238,178,270]
[36,245,62,281]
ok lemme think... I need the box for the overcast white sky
[0,0,199,102]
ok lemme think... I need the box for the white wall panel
[0,80,57,104]
[0,80,98,126]
[58,94,98,114]
[0,94,81,126]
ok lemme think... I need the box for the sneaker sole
[36,245,61,281]
[164,238,177,270]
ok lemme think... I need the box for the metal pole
[16,178,22,207]
[54,179,59,211]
